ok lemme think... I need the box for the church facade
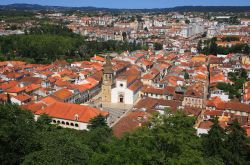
[101,58,142,105]
[111,75,142,105]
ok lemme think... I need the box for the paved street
[102,103,133,127]
[83,93,133,127]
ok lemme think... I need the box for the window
[66,122,69,125]
[62,121,65,125]
[57,120,60,124]
[75,123,79,127]
[52,120,56,123]
[70,123,74,126]
[120,83,123,87]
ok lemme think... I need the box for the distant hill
[0,3,250,13]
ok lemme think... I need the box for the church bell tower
[101,56,114,102]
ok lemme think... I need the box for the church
[101,57,142,105]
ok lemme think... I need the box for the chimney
[74,114,79,121]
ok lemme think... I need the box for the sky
[0,0,250,9]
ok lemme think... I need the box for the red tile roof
[198,121,214,129]
[204,110,223,116]
[0,81,18,90]
[14,93,31,102]
[25,84,40,92]
[35,102,108,123]
[52,88,73,101]
[112,111,149,137]
[6,86,25,93]
[40,96,58,105]
[128,80,142,91]
[22,102,46,113]
[91,55,106,62]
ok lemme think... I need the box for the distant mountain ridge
[0,3,250,12]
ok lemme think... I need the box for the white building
[196,121,213,136]
[11,94,32,105]
[111,76,142,105]
[210,89,230,102]
[207,27,217,38]
[111,67,142,105]
[35,102,109,130]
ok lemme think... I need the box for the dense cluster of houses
[1,43,250,136]
[0,11,250,137]
[0,60,108,130]
[111,50,250,137]
[65,13,207,48]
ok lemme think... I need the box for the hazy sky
[1,0,250,9]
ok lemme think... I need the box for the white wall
[35,115,89,130]
[111,88,134,104]
[211,93,229,102]
[196,128,209,136]
[10,97,22,105]
[111,80,135,104]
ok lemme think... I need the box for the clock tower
[101,56,114,102]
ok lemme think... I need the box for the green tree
[91,111,207,164]
[184,72,190,79]
[122,32,127,41]
[185,19,190,24]
[87,114,109,130]
[37,114,52,126]
[7,93,11,104]
[22,129,93,165]
[221,36,239,42]
[224,120,250,165]
[0,104,40,165]
[197,40,203,53]
[209,37,218,55]
[243,44,249,55]
[154,42,163,50]
[202,118,226,157]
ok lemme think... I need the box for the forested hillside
[0,24,147,63]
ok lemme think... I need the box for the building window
[52,120,56,123]
[62,121,65,125]
[120,83,123,87]
[70,123,74,126]
[57,120,60,124]
[75,123,79,127]
[66,122,69,125]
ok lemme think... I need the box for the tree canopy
[0,104,249,164]
[0,25,148,63]
[198,37,250,55]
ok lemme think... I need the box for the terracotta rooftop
[112,111,149,137]
[25,84,40,93]
[40,96,58,105]
[135,97,182,113]
[22,102,46,113]
[6,86,25,93]
[52,88,73,101]
[198,121,214,129]
[14,93,31,102]
[35,102,108,123]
